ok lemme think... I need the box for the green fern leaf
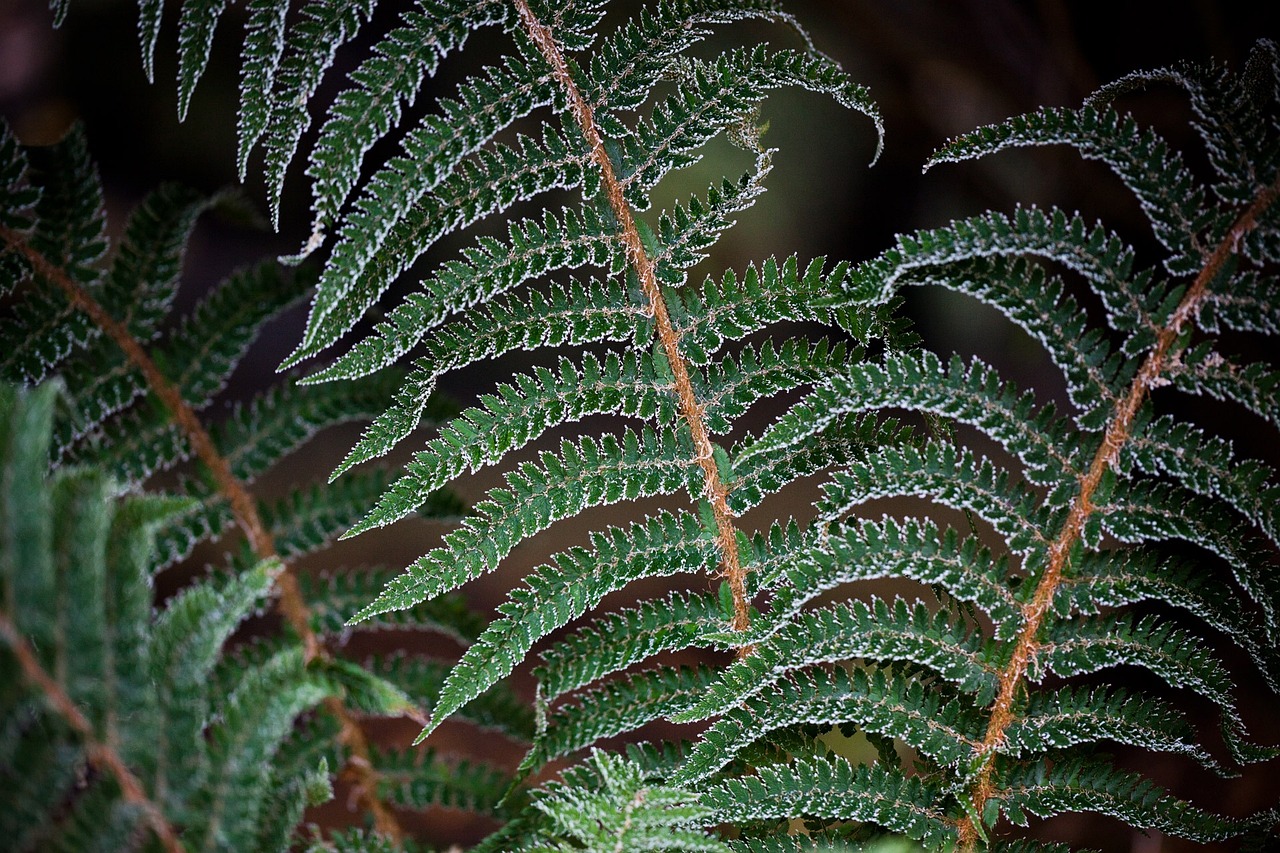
[995,756,1250,843]
[535,590,723,701]
[523,666,717,767]
[927,105,1207,273]
[701,757,955,848]
[175,0,228,121]
[678,598,998,723]
[426,511,719,741]
[675,665,983,785]
[348,427,698,618]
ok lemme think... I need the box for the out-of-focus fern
[10,0,1280,850]
[0,119,516,850]
[0,382,342,851]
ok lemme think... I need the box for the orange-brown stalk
[512,0,753,646]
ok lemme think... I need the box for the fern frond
[743,351,1082,492]
[995,756,1250,843]
[373,747,512,814]
[535,589,724,701]
[926,105,1208,273]
[761,517,1023,642]
[816,442,1051,554]
[349,427,698,619]
[425,510,719,741]
[701,757,955,848]
[367,652,535,741]
[305,0,511,232]
[675,665,983,785]
[257,0,379,223]
[1168,344,1279,431]
[679,599,998,722]
[301,572,484,642]
[1003,686,1223,774]
[523,665,717,767]
[1038,613,1274,765]
[175,0,228,121]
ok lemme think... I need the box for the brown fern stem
[513,0,753,645]
[0,613,186,853]
[0,224,408,843]
[956,177,1280,849]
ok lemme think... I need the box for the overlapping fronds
[22,0,1280,850]
[680,39,1280,849]
[0,117,496,850]
[0,383,355,852]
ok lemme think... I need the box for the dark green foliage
[7,1,1280,851]
[0,112,478,852]
[0,384,343,852]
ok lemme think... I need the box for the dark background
[2,1,1277,850]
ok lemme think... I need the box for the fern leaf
[1003,686,1223,774]
[678,598,998,723]
[306,0,512,234]
[996,756,1250,843]
[258,0,378,224]
[675,665,983,786]
[426,510,718,740]
[743,351,1082,494]
[1168,344,1279,431]
[1124,414,1278,547]
[47,257,302,476]
[816,442,1051,554]
[702,757,955,848]
[527,750,727,853]
[1039,613,1274,765]
[1100,479,1280,633]
[762,517,1023,643]
[367,652,535,741]
[373,747,511,814]
[235,0,289,180]
[673,257,855,366]
[281,125,590,368]
[1087,42,1278,207]
[216,370,440,484]
[731,413,915,515]
[135,0,164,83]
[300,573,484,643]
[523,665,717,768]
[1,128,106,384]
[1197,270,1280,334]
[1057,548,1280,691]
[927,105,1207,273]
[149,559,276,813]
[348,428,698,619]
[535,589,723,701]
[298,55,558,334]
[175,0,227,121]
[264,470,463,561]
[192,645,334,851]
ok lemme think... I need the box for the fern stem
[0,612,186,853]
[0,224,411,844]
[956,176,1280,849]
[513,0,753,643]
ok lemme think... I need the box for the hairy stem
[0,613,185,853]
[0,225,409,843]
[956,177,1280,849]
[513,0,753,642]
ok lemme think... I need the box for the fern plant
[4,0,1280,850]
[0,120,530,850]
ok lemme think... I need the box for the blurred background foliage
[1,2,1276,850]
